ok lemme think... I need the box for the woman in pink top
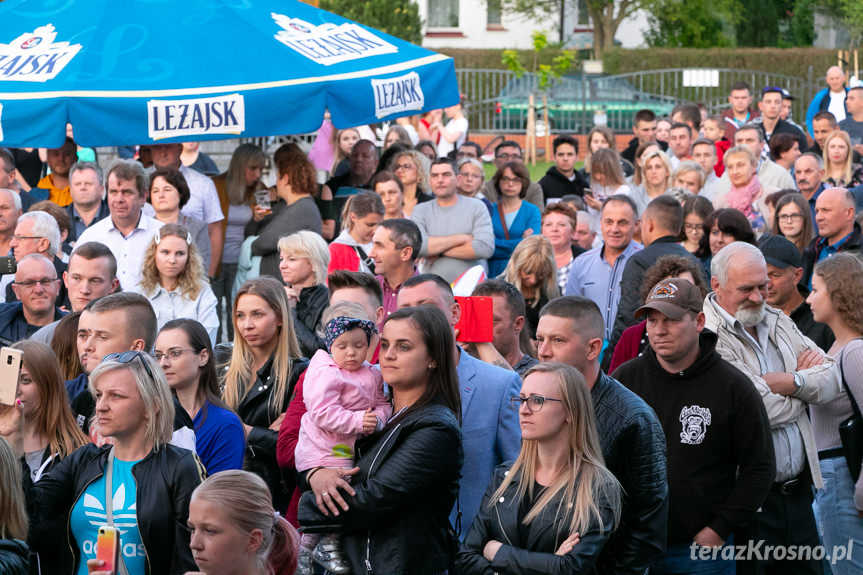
[294,316,391,575]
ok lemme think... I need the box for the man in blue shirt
[565,194,642,340]
[802,187,863,287]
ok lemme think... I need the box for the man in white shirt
[149,143,223,278]
[76,160,164,291]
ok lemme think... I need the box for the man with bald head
[704,241,840,574]
[802,187,862,286]
[806,66,848,138]
[0,254,65,344]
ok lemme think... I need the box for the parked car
[494,74,676,134]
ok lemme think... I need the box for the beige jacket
[703,294,841,488]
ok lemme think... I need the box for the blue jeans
[651,538,736,575]
[814,456,863,575]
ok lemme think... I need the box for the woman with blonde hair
[212,143,268,342]
[330,128,360,177]
[392,149,432,216]
[823,130,863,188]
[278,231,331,357]
[137,223,219,345]
[502,235,560,339]
[10,352,203,575]
[631,141,661,187]
[189,470,300,575]
[0,437,29,575]
[630,149,673,216]
[458,362,621,573]
[224,277,309,511]
[807,253,863,574]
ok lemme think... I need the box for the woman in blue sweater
[489,162,541,276]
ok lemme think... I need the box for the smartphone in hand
[0,347,22,406]
[96,525,120,575]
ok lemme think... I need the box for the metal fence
[460,66,818,134]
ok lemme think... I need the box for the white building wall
[417,0,557,50]
[416,0,650,52]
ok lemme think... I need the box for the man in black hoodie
[621,109,669,164]
[538,135,587,200]
[614,278,775,574]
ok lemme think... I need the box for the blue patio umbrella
[0,0,458,147]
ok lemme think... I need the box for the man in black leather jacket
[537,296,668,574]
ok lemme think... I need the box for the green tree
[500,0,646,58]
[735,0,780,46]
[320,0,422,45]
[644,0,737,48]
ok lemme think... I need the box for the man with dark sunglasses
[613,278,774,574]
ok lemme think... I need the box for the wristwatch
[791,371,803,395]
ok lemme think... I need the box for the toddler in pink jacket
[295,316,391,575]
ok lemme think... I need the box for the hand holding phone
[95,525,120,575]
[0,347,22,406]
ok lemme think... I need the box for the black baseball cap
[759,234,802,269]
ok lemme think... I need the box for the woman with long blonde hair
[137,223,219,344]
[392,149,432,216]
[823,130,863,188]
[458,363,621,573]
[502,235,560,339]
[189,470,300,575]
[224,277,308,511]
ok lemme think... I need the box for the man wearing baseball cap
[760,235,834,351]
[613,278,775,574]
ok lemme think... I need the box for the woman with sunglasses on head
[458,362,621,574]
[3,351,204,575]
[154,319,245,475]
[298,306,462,575]
[137,223,219,345]
[224,277,309,512]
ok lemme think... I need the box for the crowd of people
[0,70,862,575]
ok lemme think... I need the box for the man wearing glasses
[535,295,667,574]
[480,141,545,210]
[613,278,774,574]
[0,254,64,345]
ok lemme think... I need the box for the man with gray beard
[703,241,841,575]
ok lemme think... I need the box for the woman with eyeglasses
[154,319,245,475]
[457,362,621,574]
[772,192,814,253]
[489,161,542,277]
[3,351,204,575]
[679,195,714,255]
[136,223,219,345]
[224,277,309,512]
[298,306,461,575]
[391,150,432,217]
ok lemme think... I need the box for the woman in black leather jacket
[14,352,203,575]
[224,277,308,511]
[457,363,621,575]
[298,306,462,575]
[277,230,330,357]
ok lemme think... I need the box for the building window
[428,0,459,28]
[487,0,502,26]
